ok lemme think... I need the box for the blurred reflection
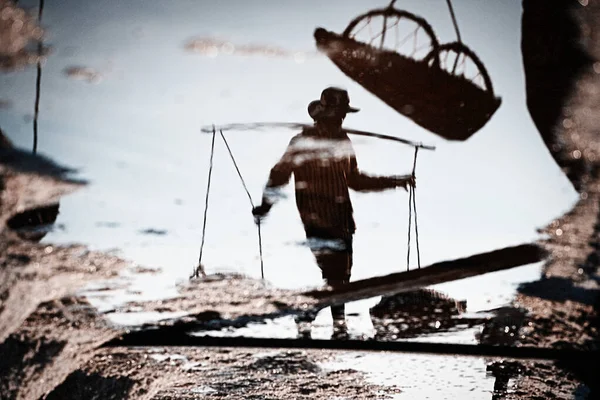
[0,127,11,149]
[252,87,415,338]
[369,288,529,398]
[63,66,103,84]
[184,36,315,62]
[0,0,48,71]
[521,0,595,192]
[0,127,60,242]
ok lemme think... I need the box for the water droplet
[578,268,584,274]
[572,150,582,159]
[581,192,588,200]
[12,18,24,32]
[435,320,441,329]
[594,62,600,74]
[562,118,574,129]
[587,153,596,162]
[504,326,510,333]
[579,0,589,6]
[556,228,563,236]
[44,246,53,254]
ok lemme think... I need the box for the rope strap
[33,0,45,154]
[192,127,265,280]
[192,127,217,279]
[219,130,265,280]
[446,0,462,43]
[406,146,421,271]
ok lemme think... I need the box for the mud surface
[114,273,318,325]
[56,348,397,400]
[0,297,119,400]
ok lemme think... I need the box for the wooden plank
[303,243,547,308]
[103,334,595,362]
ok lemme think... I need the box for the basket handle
[423,42,496,97]
[342,7,441,66]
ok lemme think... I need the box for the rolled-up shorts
[304,228,353,282]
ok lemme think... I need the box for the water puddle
[320,352,495,399]
[1,0,584,397]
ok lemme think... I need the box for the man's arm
[347,146,414,192]
[253,136,297,217]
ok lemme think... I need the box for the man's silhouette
[252,87,415,338]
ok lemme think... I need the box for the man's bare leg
[328,278,349,339]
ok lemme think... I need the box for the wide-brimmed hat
[308,87,360,120]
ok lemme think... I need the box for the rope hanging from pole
[445,0,462,73]
[219,130,265,280]
[32,0,45,154]
[445,0,462,43]
[191,127,266,280]
[380,0,397,49]
[191,127,217,279]
[406,146,421,271]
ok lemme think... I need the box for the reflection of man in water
[253,87,415,337]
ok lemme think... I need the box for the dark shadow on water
[6,203,60,242]
[0,128,74,243]
[0,146,83,183]
[518,277,599,306]
[138,228,168,236]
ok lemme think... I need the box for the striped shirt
[263,125,399,239]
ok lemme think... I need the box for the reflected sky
[1,0,577,293]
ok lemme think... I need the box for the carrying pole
[201,122,436,151]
